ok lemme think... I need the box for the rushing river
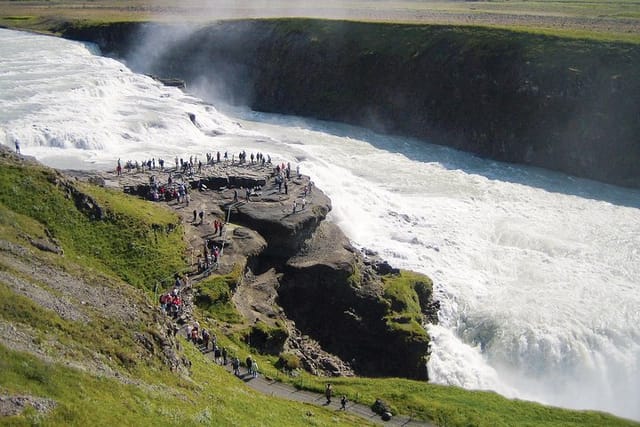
[1,28,639,421]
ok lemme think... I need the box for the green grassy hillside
[0,151,365,426]
[0,150,637,426]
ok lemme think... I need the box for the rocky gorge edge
[59,20,640,189]
[115,157,439,380]
[24,147,436,381]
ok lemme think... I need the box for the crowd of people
[199,237,223,274]
[185,321,261,378]
[116,148,316,224]
[159,289,183,319]
[143,150,342,403]
[117,149,273,178]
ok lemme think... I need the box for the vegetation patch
[242,320,288,355]
[381,270,432,342]
[193,266,243,324]
[0,163,186,291]
[276,352,301,371]
[267,370,639,427]
[5,15,33,21]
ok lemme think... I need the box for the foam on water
[2,28,639,420]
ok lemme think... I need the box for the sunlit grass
[0,164,186,291]
[1,0,639,42]
[0,343,367,426]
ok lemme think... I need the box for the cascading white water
[2,28,639,421]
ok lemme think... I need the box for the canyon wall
[62,20,640,188]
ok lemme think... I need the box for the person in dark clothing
[246,356,253,376]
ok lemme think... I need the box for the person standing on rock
[292,200,297,214]
[284,181,288,195]
[325,383,332,404]
[15,140,20,154]
[203,242,209,267]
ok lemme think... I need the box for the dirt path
[197,345,434,427]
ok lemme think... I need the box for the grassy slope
[0,163,185,289]
[0,151,636,426]
[0,156,365,426]
[0,0,639,42]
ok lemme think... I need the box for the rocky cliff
[97,157,436,380]
[62,20,640,189]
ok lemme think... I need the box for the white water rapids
[1,28,639,421]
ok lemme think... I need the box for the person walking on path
[246,356,253,376]
[232,357,240,376]
[340,395,348,410]
[252,360,259,378]
[325,383,332,404]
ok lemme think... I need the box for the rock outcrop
[103,158,436,379]
[279,222,432,379]
[219,180,331,259]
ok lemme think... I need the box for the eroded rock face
[221,181,332,259]
[279,222,430,379]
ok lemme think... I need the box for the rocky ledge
[70,158,438,380]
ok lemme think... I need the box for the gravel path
[205,349,434,427]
